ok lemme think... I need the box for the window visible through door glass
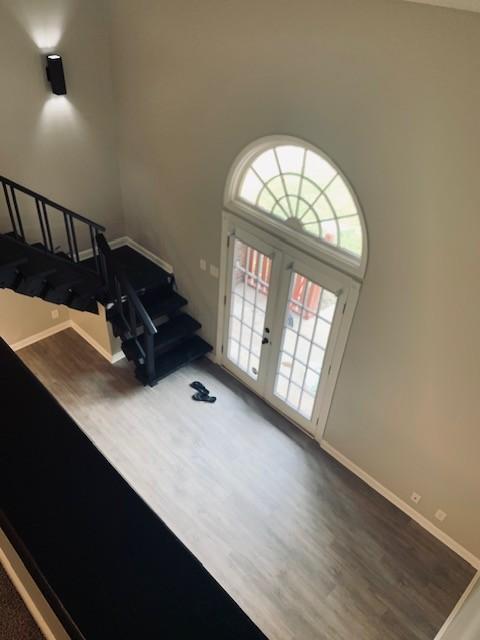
[227,238,271,380]
[274,272,337,419]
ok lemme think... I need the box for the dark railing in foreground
[96,233,157,384]
[0,175,105,273]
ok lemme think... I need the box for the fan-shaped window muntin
[237,144,363,259]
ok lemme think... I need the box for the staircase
[0,175,212,385]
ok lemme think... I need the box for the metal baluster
[115,277,124,319]
[145,333,156,385]
[89,227,99,273]
[63,212,74,259]
[42,202,54,252]
[69,216,80,262]
[99,251,109,291]
[127,298,137,339]
[35,199,48,247]
[2,182,17,236]
[10,186,25,240]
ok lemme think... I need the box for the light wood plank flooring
[18,329,475,640]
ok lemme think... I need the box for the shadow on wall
[0,0,124,240]
[3,0,99,179]
[3,0,87,139]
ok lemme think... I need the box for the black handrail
[1,175,105,273]
[1,176,105,229]
[96,233,157,384]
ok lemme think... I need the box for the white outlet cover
[200,259,207,271]
[51,309,59,320]
[209,265,219,279]
[435,510,447,522]
[410,492,422,504]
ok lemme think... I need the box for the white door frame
[216,211,361,442]
[263,252,352,437]
[221,226,282,396]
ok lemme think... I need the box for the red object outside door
[290,274,321,319]
[247,249,271,294]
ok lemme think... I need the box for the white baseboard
[69,320,124,364]
[9,319,124,364]
[320,440,480,570]
[0,528,69,640]
[78,236,128,261]
[10,321,71,352]
[434,571,480,639]
[78,236,173,274]
[205,351,220,365]
[125,237,173,274]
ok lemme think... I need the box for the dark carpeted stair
[136,335,212,384]
[1,175,212,386]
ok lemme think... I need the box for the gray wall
[443,579,480,640]
[0,0,124,343]
[109,0,480,559]
[0,0,124,244]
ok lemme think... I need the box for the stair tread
[47,269,84,289]
[83,245,171,294]
[0,233,101,311]
[13,245,58,280]
[136,335,212,384]
[0,236,28,269]
[123,314,201,360]
[109,289,187,329]
[31,244,72,262]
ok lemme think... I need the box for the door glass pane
[274,272,338,419]
[227,238,271,380]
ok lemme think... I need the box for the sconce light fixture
[46,54,67,95]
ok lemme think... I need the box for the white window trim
[224,134,369,281]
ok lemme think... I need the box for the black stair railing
[0,175,105,274]
[96,233,157,384]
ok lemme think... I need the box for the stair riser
[69,297,99,314]
[44,288,74,306]
[0,269,22,290]
[123,331,201,363]
[1,233,104,314]
[135,336,213,386]
[15,278,49,298]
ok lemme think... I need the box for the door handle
[262,327,270,344]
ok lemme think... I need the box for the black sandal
[192,391,216,404]
[190,381,209,395]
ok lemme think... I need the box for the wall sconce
[46,54,67,95]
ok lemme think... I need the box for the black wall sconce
[46,54,67,95]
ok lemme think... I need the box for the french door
[221,218,358,438]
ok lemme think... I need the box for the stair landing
[82,246,172,294]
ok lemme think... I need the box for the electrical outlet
[435,510,447,522]
[51,309,59,320]
[209,265,219,279]
[410,492,422,505]
[200,258,207,271]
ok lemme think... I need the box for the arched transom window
[230,139,365,266]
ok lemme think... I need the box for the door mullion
[246,251,260,376]
[284,275,309,405]
[298,285,322,403]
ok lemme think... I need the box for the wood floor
[18,329,475,640]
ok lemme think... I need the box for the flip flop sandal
[190,381,209,395]
[192,392,217,404]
